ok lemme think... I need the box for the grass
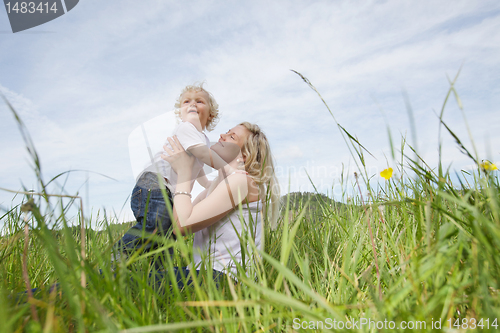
[1,73,499,332]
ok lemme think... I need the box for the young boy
[116,84,237,262]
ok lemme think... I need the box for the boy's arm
[196,169,212,189]
[187,143,239,170]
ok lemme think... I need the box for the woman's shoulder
[226,170,255,187]
[227,170,248,176]
[226,170,261,202]
[223,170,250,188]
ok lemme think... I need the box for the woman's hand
[161,136,195,174]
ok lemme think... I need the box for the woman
[19,123,279,299]
[161,122,280,282]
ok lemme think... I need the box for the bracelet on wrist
[173,191,192,198]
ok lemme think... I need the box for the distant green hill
[280,192,348,221]
[281,191,345,209]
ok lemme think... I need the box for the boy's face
[179,90,211,130]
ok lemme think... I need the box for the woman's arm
[173,172,249,235]
[192,189,206,206]
[164,135,249,236]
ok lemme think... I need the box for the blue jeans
[116,172,175,257]
[150,268,225,290]
[17,268,225,303]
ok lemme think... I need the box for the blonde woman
[161,122,280,284]
[20,123,280,296]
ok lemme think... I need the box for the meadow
[1,74,499,332]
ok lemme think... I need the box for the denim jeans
[116,172,175,257]
[17,268,225,303]
[150,267,225,290]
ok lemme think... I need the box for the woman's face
[219,125,250,148]
[210,125,250,162]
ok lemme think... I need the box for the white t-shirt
[140,121,210,192]
[192,200,263,276]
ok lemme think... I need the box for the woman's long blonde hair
[239,122,280,229]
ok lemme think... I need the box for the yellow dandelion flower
[380,168,393,180]
[480,161,498,172]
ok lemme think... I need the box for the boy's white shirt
[139,121,210,192]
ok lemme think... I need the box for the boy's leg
[115,172,174,259]
[114,183,149,254]
[149,268,226,292]
[143,184,175,269]
[149,267,192,291]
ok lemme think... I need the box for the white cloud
[276,144,304,161]
[1,0,499,223]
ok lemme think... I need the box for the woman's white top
[192,200,262,276]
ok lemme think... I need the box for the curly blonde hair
[174,83,220,132]
[239,122,281,228]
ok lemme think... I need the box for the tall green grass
[1,74,499,332]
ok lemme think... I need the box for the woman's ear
[236,152,246,166]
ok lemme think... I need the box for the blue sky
[1,0,499,225]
